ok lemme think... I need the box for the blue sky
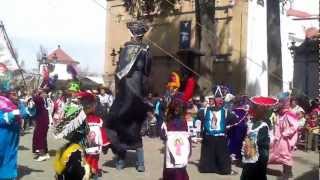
[0,0,106,74]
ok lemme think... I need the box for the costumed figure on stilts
[105,20,152,172]
[198,85,237,175]
[240,96,278,180]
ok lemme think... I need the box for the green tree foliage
[123,0,182,18]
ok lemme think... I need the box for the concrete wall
[213,0,248,94]
[246,0,268,96]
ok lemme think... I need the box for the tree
[122,0,182,18]
[36,45,48,62]
[19,59,25,69]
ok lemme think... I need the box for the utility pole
[0,21,27,87]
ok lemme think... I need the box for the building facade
[105,0,250,95]
[105,0,319,96]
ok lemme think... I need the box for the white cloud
[0,0,107,73]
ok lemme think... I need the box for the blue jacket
[18,100,36,120]
[0,110,20,179]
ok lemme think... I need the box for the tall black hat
[127,20,149,37]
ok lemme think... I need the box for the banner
[179,21,191,49]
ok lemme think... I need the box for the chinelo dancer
[105,20,152,172]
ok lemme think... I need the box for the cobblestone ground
[18,127,319,180]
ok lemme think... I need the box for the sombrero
[250,96,278,107]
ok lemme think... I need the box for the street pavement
[18,127,319,180]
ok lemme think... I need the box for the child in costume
[53,101,90,180]
[77,92,110,178]
[241,96,278,180]
[53,81,91,180]
[161,93,191,180]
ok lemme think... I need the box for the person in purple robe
[32,90,50,161]
[227,108,248,161]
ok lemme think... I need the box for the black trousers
[199,135,231,174]
[241,160,268,180]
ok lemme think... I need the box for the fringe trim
[55,110,87,139]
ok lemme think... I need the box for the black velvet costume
[105,39,152,159]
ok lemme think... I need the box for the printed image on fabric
[85,126,103,154]
[166,131,190,169]
[242,122,268,163]
[209,111,222,131]
[242,133,258,163]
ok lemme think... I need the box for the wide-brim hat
[250,96,278,107]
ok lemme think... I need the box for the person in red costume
[76,92,110,178]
